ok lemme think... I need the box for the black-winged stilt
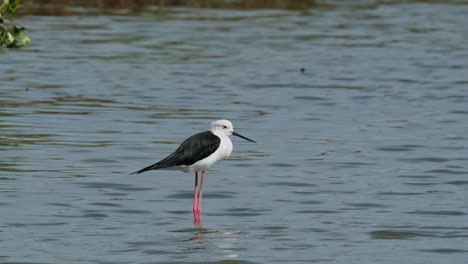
[130,119,255,226]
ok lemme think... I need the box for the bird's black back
[131,131,221,174]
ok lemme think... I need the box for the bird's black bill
[232,132,256,143]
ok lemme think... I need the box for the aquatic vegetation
[0,0,30,53]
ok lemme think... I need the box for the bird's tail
[129,163,161,175]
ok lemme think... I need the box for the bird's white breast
[186,133,232,173]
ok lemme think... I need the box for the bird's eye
[222,125,227,129]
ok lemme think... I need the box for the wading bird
[130,119,255,226]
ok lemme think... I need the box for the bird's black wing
[130,131,221,175]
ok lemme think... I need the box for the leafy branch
[0,0,30,54]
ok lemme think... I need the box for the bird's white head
[211,119,234,136]
[210,119,256,143]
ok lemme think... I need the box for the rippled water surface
[1,2,468,263]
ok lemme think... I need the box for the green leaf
[22,35,30,45]
[10,25,25,35]
[6,0,21,13]
[0,0,29,53]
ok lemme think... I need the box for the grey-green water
[1,2,468,263]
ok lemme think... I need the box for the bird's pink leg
[193,171,199,215]
[193,171,203,228]
[197,171,206,214]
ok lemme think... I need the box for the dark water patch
[400,144,423,148]
[154,221,174,226]
[445,180,468,185]
[30,222,68,227]
[415,227,468,239]
[370,230,428,239]
[81,158,119,163]
[399,157,449,163]
[449,110,468,114]
[418,248,468,254]
[159,260,259,264]
[84,232,123,238]
[6,222,63,229]
[351,95,376,101]
[425,169,467,175]
[406,210,465,216]
[446,136,465,140]
[418,225,468,231]
[82,213,109,218]
[106,248,141,253]
[399,175,436,179]
[202,192,238,199]
[79,182,154,191]
[336,162,377,168]
[426,190,455,194]
[269,163,297,168]
[49,95,117,104]
[341,162,376,166]
[170,228,202,233]
[226,207,254,212]
[206,212,264,217]
[230,156,257,162]
[0,134,57,146]
[377,192,425,196]
[166,192,193,199]
[142,249,174,255]
[304,117,322,121]
[0,262,52,264]
[377,146,418,152]
[403,182,439,186]
[311,84,367,90]
[167,191,235,199]
[165,210,188,215]
[437,120,457,124]
[299,200,323,205]
[261,226,288,231]
[294,33,371,41]
[169,228,230,234]
[296,210,341,214]
[126,240,165,247]
[68,149,93,153]
[436,146,466,151]
[96,130,121,134]
[273,258,334,263]
[34,110,94,115]
[142,261,253,264]
[301,227,329,233]
[273,199,295,203]
[294,190,357,195]
[5,223,27,227]
[247,83,304,89]
[439,234,468,239]
[102,192,128,197]
[345,203,389,208]
[89,202,123,207]
[96,260,134,264]
[232,163,256,167]
[267,181,316,187]
[247,83,365,90]
[48,202,73,207]
[54,212,110,219]
[447,165,465,169]
[0,177,16,181]
[113,209,151,214]
[294,96,332,101]
[397,78,421,83]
